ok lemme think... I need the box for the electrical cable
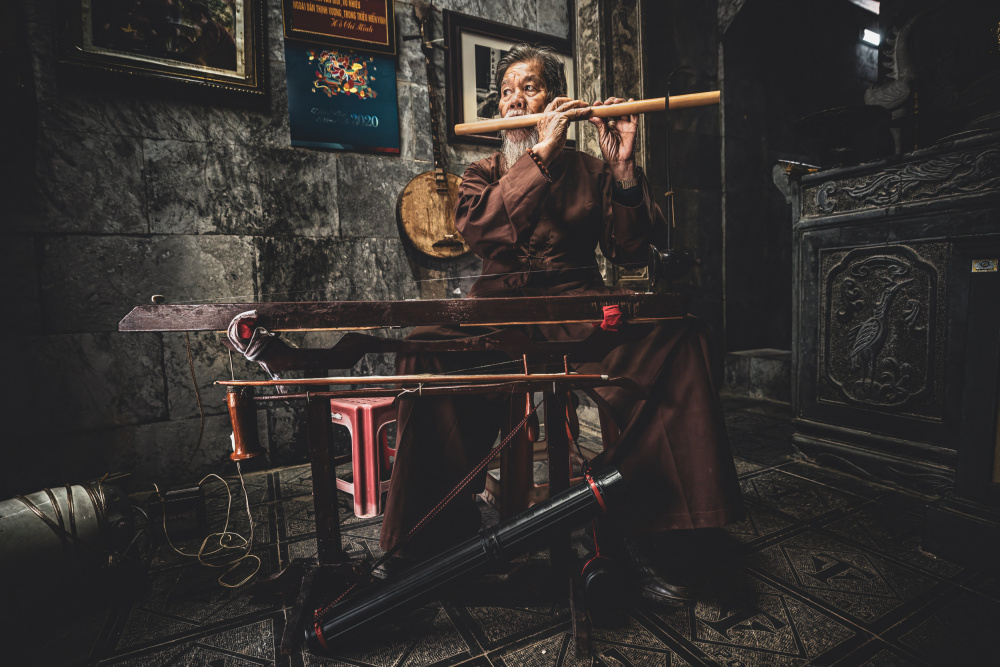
[154,462,260,588]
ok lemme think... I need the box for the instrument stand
[118,299,682,658]
[270,375,618,658]
[569,562,592,657]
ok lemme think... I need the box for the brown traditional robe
[379,150,743,557]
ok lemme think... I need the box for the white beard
[499,127,539,175]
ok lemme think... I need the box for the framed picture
[443,11,575,145]
[284,40,400,154]
[281,0,397,55]
[58,0,267,98]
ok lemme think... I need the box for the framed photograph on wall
[281,0,397,55]
[57,0,267,98]
[443,10,575,145]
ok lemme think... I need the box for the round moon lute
[396,2,470,259]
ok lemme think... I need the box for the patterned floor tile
[740,470,864,522]
[590,639,694,667]
[114,546,281,651]
[820,504,965,580]
[729,432,798,466]
[278,494,356,541]
[287,536,320,562]
[833,639,924,666]
[304,603,474,667]
[866,489,938,518]
[101,618,276,666]
[725,410,789,436]
[340,519,389,561]
[203,469,273,509]
[747,530,944,629]
[495,632,582,667]
[285,535,374,565]
[276,464,315,500]
[35,396,996,666]
[733,455,767,477]
[227,498,276,545]
[494,626,694,667]
[279,495,318,539]
[644,574,867,666]
[964,574,1000,603]
[725,502,798,545]
[400,606,478,667]
[775,461,892,501]
[460,604,565,648]
[591,613,677,652]
[888,589,1000,666]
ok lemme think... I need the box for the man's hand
[589,97,638,182]
[532,96,591,165]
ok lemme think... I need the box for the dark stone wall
[2,0,570,496]
[642,0,724,369]
[721,0,878,354]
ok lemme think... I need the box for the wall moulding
[802,141,1000,218]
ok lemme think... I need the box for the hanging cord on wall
[154,463,260,588]
[183,332,207,470]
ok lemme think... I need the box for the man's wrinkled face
[498,61,549,118]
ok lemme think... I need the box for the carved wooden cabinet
[791,131,1000,568]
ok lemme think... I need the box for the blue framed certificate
[285,41,400,153]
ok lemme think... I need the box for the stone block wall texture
[3,0,572,496]
[723,348,792,403]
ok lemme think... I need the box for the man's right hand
[532,96,590,165]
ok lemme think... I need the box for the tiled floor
[10,398,1000,666]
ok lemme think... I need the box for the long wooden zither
[117,292,687,333]
[119,292,683,624]
[218,372,608,386]
[453,91,720,136]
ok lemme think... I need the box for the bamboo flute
[454,90,720,136]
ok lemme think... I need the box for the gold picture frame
[58,0,268,99]
[281,0,397,55]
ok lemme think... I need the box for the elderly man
[378,44,742,604]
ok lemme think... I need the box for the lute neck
[418,14,448,191]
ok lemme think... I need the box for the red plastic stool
[330,397,397,518]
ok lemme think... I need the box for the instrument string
[440,358,524,375]
[141,261,648,305]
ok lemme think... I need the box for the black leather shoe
[623,533,698,605]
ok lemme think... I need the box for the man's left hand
[589,97,638,181]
